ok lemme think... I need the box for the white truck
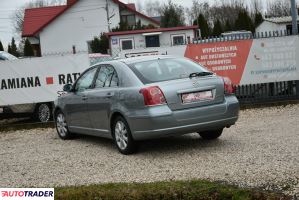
[0,52,111,122]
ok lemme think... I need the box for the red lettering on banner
[184,40,253,85]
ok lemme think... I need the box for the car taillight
[223,77,235,94]
[139,86,167,106]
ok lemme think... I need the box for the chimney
[67,0,77,6]
[127,3,136,11]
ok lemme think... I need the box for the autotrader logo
[0,188,54,200]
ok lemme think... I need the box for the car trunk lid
[154,76,224,111]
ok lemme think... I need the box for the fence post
[296,81,299,98]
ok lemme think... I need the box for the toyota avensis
[54,56,239,154]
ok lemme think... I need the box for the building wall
[120,8,156,26]
[39,0,121,55]
[110,29,195,57]
[256,21,287,33]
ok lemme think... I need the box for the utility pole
[291,0,298,35]
[105,0,111,32]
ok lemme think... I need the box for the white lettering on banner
[202,46,237,53]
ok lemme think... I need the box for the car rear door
[65,67,98,129]
[87,65,120,134]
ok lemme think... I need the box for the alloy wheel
[56,113,67,137]
[114,121,128,150]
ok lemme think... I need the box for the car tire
[112,116,137,155]
[198,129,223,140]
[55,110,73,140]
[34,103,52,122]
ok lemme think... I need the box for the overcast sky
[0,0,294,49]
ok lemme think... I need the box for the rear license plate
[182,90,213,104]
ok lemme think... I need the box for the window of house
[121,39,133,50]
[145,35,160,48]
[121,15,136,26]
[172,35,185,46]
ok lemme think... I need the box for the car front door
[87,65,120,135]
[65,67,98,130]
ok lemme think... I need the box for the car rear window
[129,58,208,84]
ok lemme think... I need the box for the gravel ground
[0,104,298,195]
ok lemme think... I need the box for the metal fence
[235,80,299,104]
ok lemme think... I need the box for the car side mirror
[63,84,73,92]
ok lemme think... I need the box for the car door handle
[82,96,88,101]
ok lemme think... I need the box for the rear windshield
[129,58,208,84]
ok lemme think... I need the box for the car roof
[90,55,178,67]
[119,55,177,65]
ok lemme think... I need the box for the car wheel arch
[54,107,64,118]
[110,111,129,137]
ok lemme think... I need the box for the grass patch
[55,180,291,200]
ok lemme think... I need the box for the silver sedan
[54,56,239,154]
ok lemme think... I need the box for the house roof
[106,25,199,37]
[22,0,160,37]
[264,16,299,24]
[112,0,160,25]
[22,5,69,37]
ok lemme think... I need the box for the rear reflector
[223,77,236,94]
[139,86,167,106]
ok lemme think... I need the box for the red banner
[185,40,253,85]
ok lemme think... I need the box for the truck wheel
[198,129,223,140]
[34,103,52,122]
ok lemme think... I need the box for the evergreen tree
[8,45,12,54]
[90,33,109,54]
[23,38,34,57]
[234,9,254,33]
[254,12,263,28]
[193,14,210,38]
[160,1,185,28]
[0,40,4,51]
[10,37,19,57]
[112,21,133,32]
[135,19,142,30]
[212,19,223,37]
[224,19,232,32]
[98,33,109,54]
[90,37,101,53]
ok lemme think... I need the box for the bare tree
[266,0,291,17]
[208,0,245,25]
[135,0,144,13]
[190,0,210,23]
[144,0,162,17]
[12,0,65,35]
[250,0,264,14]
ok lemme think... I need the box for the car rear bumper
[126,95,239,140]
